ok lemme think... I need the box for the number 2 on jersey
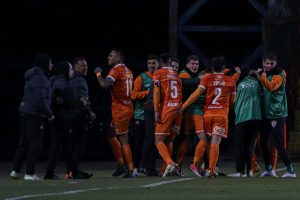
[212,87,222,104]
[170,80,178,99]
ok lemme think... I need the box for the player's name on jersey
[213,80,225,86]
[240,82,256,89]
[208,105,222,109]
[167,102,180,107]
[167,75,178,80]
[122,100,132,105]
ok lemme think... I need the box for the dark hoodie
[50,61,84,119]
[19,67,52,118]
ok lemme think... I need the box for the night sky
[2,0,268,65]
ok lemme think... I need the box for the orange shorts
[184,113,204,135]
[155,111,183,135]
[111,109,133,135]
[203,114,228,138]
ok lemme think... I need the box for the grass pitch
[0,161,299,200]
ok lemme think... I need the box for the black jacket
[19,67,52,118]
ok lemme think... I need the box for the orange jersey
[153,67,182,113]
[199,73,236,115]
[107,64,134,111]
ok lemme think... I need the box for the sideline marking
[5,178,194,200]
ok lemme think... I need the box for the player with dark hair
[179,56,236,177]
[153,53,183,177]
[131,54,159,176]
[259,52,296,178]
[94,49,135,178]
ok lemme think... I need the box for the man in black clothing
[64,57,95,179]
[44,61,90,179]
[10,54,54,180]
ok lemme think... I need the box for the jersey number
[125,78,133,97]
[170,81,178,99]
[212,87,222,105]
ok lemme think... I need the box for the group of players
[9,49,296,180]
[95,50,296,178]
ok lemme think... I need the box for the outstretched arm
[181,86,205,111]
[94,67,114,88]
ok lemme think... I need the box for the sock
[122,144,133,172]
[252,153,257,173]
[156,141,173,165]
[177,138,189,165]
[193,140,208,166]
[209,144,219,172]
[286,164,295,174]
[271,147,278,170]
[109,137,124,165]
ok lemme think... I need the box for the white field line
[5,178,194,200]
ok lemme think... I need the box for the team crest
[271,120,277,128]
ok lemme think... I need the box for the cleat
[205,169,217,178]
[64,171,73,180]
[259,170,277,177]
[163,163,177,178]
[132,168,139,177]
[10,171,20,179]
[24,174,40,180]
[216,167,226,176]
[112,164,128,177]
[44,174,60,180]
[227,172,242,177]
[174,166,185,177]
[189,163,201,177]
[123,172,137,178]
[271,170,278,177]
[73,171,93,179]
[247,171,254,177]
[281,172,296,178]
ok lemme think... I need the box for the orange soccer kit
[153,67,183,166]
[107,64,134,171]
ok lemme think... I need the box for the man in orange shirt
[153,53,183,177]
[94,49,135,178]
[179,56,236,177]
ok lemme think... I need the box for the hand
[56,97,64,105]
[94,67,103,75]
[89,111,96,121]
[234,67,241,74]
[176,106,185,114]
[80,97,90,107]
[48,115,55,122]
[154,111,161,123]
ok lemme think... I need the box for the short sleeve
[107,67,119,82]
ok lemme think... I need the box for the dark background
[0,0,268,160]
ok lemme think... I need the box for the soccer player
[229,66,262,177]
[175,55,205,176]
[94,49,135,178]
[131,55,159,176]
[153,53,183,177]
[259,52,296,178]
[179,56,236,177]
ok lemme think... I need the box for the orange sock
[109,137,124,165]
[166,142,173,155]
[156,141,173,165]
[209,144,219,171]
[177,138,189,165]
[271,147,278,170]
[193,140,208,166]
[122,144,133,172]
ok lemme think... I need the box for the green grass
[1,162,299,200]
